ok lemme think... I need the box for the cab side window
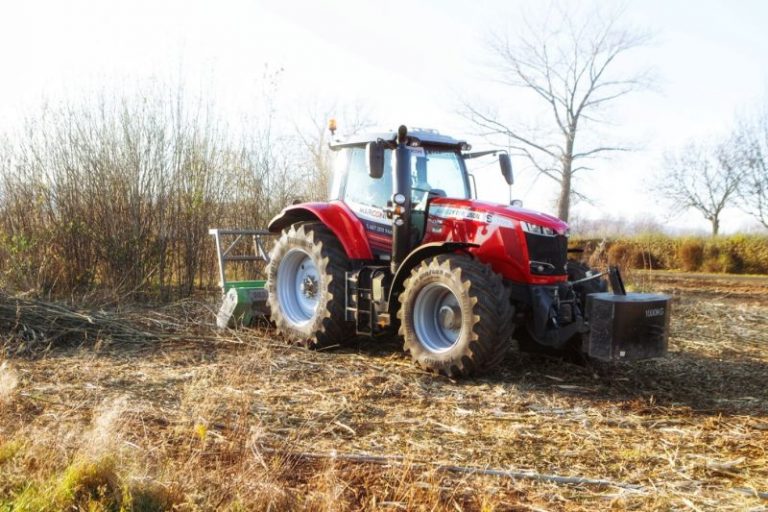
[343,148,392,209]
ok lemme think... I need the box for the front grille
[525,233,568,275]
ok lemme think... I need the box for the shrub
[677,239,705,271]
[0,87,325,299]
[726,235,768,274]
[573,234,768,274]
[605,240,659,270]
[607,242,633,267]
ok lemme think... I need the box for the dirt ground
[1,273,767,511]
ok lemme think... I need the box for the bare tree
[464,4,652,222]
[736,106,768,229]
[293,100,373,201]
[656,142,742,236]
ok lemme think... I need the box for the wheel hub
[438,305,461,330]
[301,276,318,299]
[276,249,320,326]
[412,283,463,353]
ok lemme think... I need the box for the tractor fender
[267,201,374,260]
[387,241,479,308]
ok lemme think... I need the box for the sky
[1,0,767,234]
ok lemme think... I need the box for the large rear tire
[397,254,514,377]
[266,223,354,348]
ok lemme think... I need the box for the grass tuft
[122,480,180,512]
[0,439,22,465]
[13,457,120,511]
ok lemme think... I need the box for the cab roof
[329,128,469,151]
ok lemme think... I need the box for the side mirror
[366,141,385,179]
[499,153,513,185]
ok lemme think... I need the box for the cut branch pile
[0,292,161,355]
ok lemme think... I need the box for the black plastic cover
[586,292,671,361]
[525,232,568,276]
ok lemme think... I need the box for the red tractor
[260,125,669,377]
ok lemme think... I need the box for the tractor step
[345,266,390,336]
[345,270,374,336]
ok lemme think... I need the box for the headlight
[521,221,556,237]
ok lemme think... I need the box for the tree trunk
[557,137,574,222]
[711,216,720,236]
[557,171,571,222]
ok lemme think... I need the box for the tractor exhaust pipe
[391,125,412,274]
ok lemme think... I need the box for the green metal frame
[209,229,275,328]
[224,280,267,292]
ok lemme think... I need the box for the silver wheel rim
[413,282,462,353]
[277,248,320,326]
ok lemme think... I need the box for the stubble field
[1,272,767,511]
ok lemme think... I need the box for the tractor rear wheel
[398,254,514,377]
[266,223,354,348]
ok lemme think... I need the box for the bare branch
[572,146,630,159]
[654,141,744,236]
[732,103,768,229]
[465,2,653,222]
[462,104,561,160]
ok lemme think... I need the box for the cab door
[339,147,393,257]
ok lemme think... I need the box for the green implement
[209,228,275,328]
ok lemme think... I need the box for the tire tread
[398,254,514,377]
[267,222,353,348]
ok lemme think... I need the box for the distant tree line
[655,104,768,236]
[463,1,767,235]
[578,233,768,274]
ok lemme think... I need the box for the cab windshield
[337,146,469,209]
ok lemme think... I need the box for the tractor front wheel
[398,254,514,377]
[266,223,353,348]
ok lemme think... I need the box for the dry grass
[1,275,767,510]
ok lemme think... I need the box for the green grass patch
[6,455,177,512]
[0,440,22,465]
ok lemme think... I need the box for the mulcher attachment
[209,228,275,328]
[216,283,269,329]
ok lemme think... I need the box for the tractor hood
[429,198,569,236]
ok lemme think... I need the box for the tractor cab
[328,128,508,258]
